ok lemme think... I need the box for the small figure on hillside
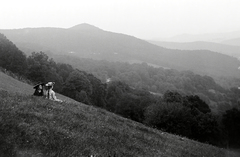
[33,82,45,96]
[45,82,63,103]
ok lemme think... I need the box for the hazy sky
[1,0,240,39]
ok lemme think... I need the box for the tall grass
[0,90,239,157]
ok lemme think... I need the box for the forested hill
[1,23,240,78]
[55,55,240,113]
[0,24,164,60]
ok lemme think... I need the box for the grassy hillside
[0,72,239,156]
[1,91,239,157]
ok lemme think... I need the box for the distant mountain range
[1,23,240,78]
[148,41,240,58]
[221,38,240,47]
[160,31,240,44]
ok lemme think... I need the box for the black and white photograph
[0,0,240,156]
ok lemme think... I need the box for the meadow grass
[0,90,239,157]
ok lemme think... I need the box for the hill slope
[0,70,239,156]
[1,24,240,78]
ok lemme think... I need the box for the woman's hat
[33,82,44,89]
[45,82,55,87]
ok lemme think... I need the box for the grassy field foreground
[0,90,239,157]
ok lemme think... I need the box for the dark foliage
[183,95,211,114]
[0,33,27,75]
[61,69,108,107]
[222,108,240,147]
[144,102,194,137]
[144,95,221,146]
[163,90,183,103]
[26,52,64,92]
[62,70,92,102]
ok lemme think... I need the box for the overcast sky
[1,0,240,39]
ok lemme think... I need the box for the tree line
[1,33,240,148]
[56,56,240,114]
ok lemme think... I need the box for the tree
[26,52,63,92]
[75,90,91,105]
[106,81,131,112]
[27,52,50,82]
[56,63,74,82]
[62,70,92,103]
[114,93,152,122]
[183,95,211,114]
[144,101,193,137]
[86,73,107,108]
[163,90,183,103]
[191,113,221,145]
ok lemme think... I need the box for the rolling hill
[0,71,239,156]
[160,30,240,43]
[222,37,240,47]
[148,40,240,58]
[1,23,240,78]
[0,23,164,61]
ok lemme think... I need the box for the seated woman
[33,82,45,96]
[45,82,63,103]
